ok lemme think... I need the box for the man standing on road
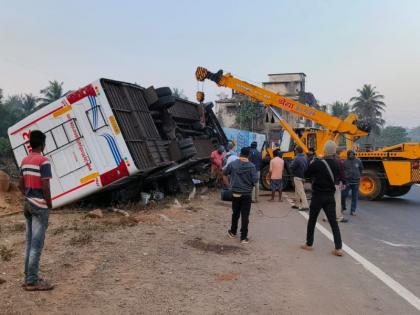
[224,147,258,244]
[248,141,262,203]
[291,146,309,211]
[302,140,343,257]
[341,150,363,216]
[210,145,225,187]
[269,149,284,202]
[18,130,55,291]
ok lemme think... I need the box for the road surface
[329,185,420,301]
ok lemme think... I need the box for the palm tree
[351,84,385,134]
[21,94,38,114]
[330,101,350,119]
[38,80,64,107]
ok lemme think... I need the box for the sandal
[24,279,54,291]
[300,244,313,251]
[332,249,343,257]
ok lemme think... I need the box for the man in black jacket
[301,140,343,257]
[224,147,258,244]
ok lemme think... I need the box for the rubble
[87,209,104,219]
[112,208,130,217]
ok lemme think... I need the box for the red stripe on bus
[52,179,95,201]
[10,106,64,135]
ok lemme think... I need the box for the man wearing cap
[248,141,262,203]
[341,150,363,215]
[224,147,258,244]
[302,140,343,257]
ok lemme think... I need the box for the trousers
[23,201,49,284]
[231,194,252,240]
[306,193,342,249]
[293,177,309,209]
[251,171,260,202]
[323,185,344,221]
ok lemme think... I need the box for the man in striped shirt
[18,130,54,291]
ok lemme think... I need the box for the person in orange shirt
[269,150,284,202]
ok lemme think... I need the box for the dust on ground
[0,190,290,315]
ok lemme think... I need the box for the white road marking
[377,239,417,248]
[283,193,420,312]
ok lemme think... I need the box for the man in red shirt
[210,145,225,187]
[18,130,54,291]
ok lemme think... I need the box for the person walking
[224,147,258,244]
[248,141,262,203]
[18,130,55,290]
[210,145,225,187]
[302,140,343,256]
[291,146,309,211]
[268,149,284,202]
[341,150,363,215]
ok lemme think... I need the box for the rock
[158,214,172,222]
[112,208,130,217]
[200,195,210,200]
[188,186,196,201]
[0,171,10,192]
[173,199,182,208]
[87,209,103,219]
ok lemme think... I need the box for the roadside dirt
[0,191,291,314]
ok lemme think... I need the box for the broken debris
[87,209,104,219]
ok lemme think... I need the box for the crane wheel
[359,170,386,200]
[385,185,412,198]
[260,165,293,191]
[260,165,271,191]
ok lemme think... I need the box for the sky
[1,0,419,127]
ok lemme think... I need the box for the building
[215,72,317,147]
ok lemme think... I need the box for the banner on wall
[223,127,266,153]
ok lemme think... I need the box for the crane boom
[196,67,369,138]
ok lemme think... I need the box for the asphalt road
[323,184,420,300]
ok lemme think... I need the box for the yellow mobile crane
[196,67,420,200]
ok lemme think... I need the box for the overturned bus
[8,79,226,208]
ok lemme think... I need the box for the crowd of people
[18,130,364,291]
[214,140,364,257]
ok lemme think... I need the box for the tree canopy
[38,80,64,107]
[330,101,350,119]
[0,81,65,155]
[351,84,385,134]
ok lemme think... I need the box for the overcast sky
[1,0,419,127]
